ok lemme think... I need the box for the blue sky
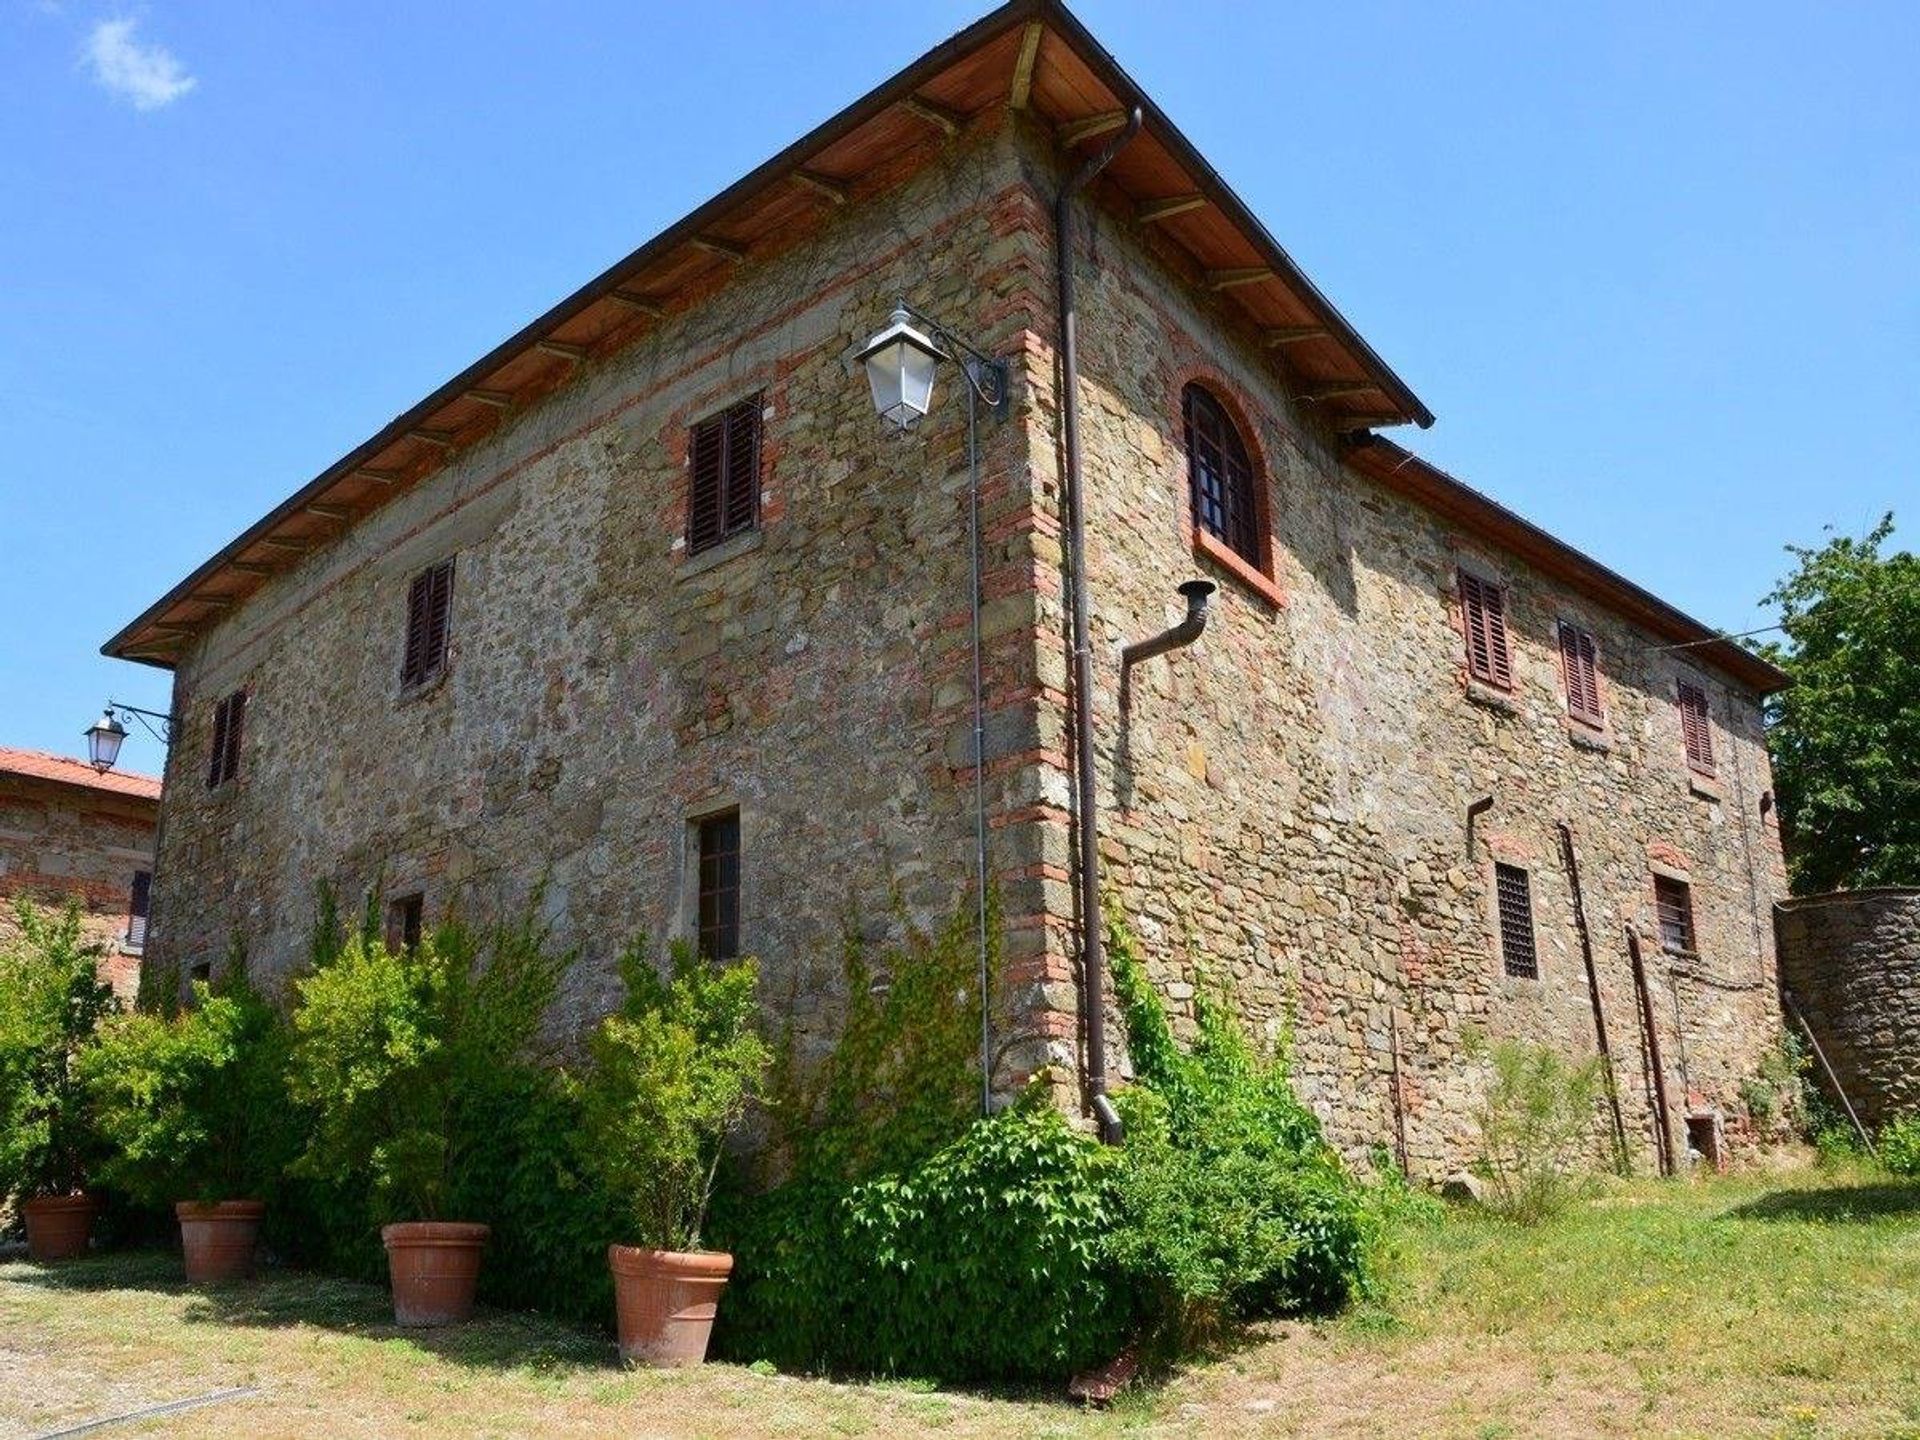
[3,1,1914,776]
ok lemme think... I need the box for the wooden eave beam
[535,339,592,362]
[1057,109,1130,147]
[1136,193,1206,225]
[689,235,749,262]
[791,169,851,205]
[305,503,353,521]
[1264,325,1327,347]
[901,94,964,136]
[408,428,458,449]
[259,537,307,553]
[608,289,664,315]
[464,389,514,410]
[230,562,275,577]
[1008,21,1043,109]
[1299,380,1380,402]
[357,467,408,485]
[1205,267,1273,292]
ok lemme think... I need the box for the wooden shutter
[1677,681,1715,775]
[687,398,760,556]
[1459,570,1513,689]
[127,870,151,948]
[207,691,244,787]
[1654,875,1696,953]
[402,559,454,687]
[1559,622,1603,726]
[1494,863,1538,978]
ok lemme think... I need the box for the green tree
[1761,515,1920,892]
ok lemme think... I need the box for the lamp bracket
[895,299,1010,417]
[109,701,178,748]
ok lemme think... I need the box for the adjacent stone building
[0,747,160,1001]
[105,0,1790,1173]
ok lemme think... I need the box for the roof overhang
[1342,434,1791,696]
[103,0,1431,669]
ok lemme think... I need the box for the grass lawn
[3,1163,1917,1439]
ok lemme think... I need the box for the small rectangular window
[386,893,425,952]
[1677,681,1715,776]
[687,398,761,555]
[696,811,741,961]
[1494,862,1538,979]
[126,870,152,950]
[207,691,246,788]
[1458,569,1513,690]
[402,559,456,688]
[1558,621,1604,727]
[1654,875,1696,955]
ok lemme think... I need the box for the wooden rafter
[1299,380,1378,402]
[259,537,307,553]
[408,428,458,449]
[608,289,664,315]
[689,234,749,262]
[304,503,352,521]
[901,94,964,136]
[791,169,850,205]
[1136,193,1206,225]
[1264,326,1327,347]
[464,389,514,410]
[357,467,407,484]
[1057,109,1129,147]
[1205,267,1272,291]
[231,562,275,577]
[535,340,591,362]
[1008,21,1043,109]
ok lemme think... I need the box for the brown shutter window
[1494,862,1538,979]
[1677,681,1715,775]
[687,398,761,556]
[696,810,741,961]
[1459,569,1513,690]
[126,870,152,949]
[402,558,456,688]
[1558,621,1604,727]
[1182,383,1262,566]
[207,691,245,788]
[1654,875,1696,954]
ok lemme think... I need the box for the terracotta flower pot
[381,1221,490,1326]
[22,1194,96,1262]
[608,1245,734,1367]
[176,1201,267,1284]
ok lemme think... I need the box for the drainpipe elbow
[1122,579,1216,670]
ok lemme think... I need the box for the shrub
[1877,1114,1920,1178]
[285,908,565,1223]
[1107,914,1374,1342]
[1467,1035,1602,1223]
[579,940,768,1251]
[79,962,295,1206]
[1738,1029,1809,1138]
[0,901,118,1205]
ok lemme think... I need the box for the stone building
[105,0,1789,1173]
[0,747,160,1001]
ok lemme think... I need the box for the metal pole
[967,371,991,1118]
[1783,987,1875,1155]
[1559,822,1629,1173]
[1628,927,1676,1177]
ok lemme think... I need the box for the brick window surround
[1458,569,1514,690]
[1558,621,1604,728]
[696,811,742,961]
[1179,381,1283,607]
[687,398,761,556]
[1494,862,1539,979]
[1677,680,1716,776]
[207,691,245,789]
[1654,874,1696,955]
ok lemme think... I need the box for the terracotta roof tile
[0,746,162,802]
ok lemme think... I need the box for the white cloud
[85,18,196,111]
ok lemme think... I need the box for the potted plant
[581,940,768,1367]
[0,903,116,1261]
[79,963,294,1283]
[286,912,561,1325]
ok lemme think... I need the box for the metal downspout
[1056,106,1142,1142]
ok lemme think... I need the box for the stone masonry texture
[1776,889,1920,1130]
[141,115,1789,1173]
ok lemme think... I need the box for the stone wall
[0,773,155,1000]
[1021,123,1789,1174]
[148,122,1060,1079]
[1776,889,1920,1130]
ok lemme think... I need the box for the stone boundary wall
[1776,888,1920,1130]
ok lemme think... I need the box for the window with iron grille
[1558,621,1604,727]
[1654,874,1696,954]
[687,398,761,556]
[386,893,424,953]
[1677,681,1715,775]
[126,870,151,950]
[402,558,455,688]
[1458,569,1513,690]
[696,811,741,961]
[1494,863,1538,979]
[1182,383,1261,566]
[207,691,245,788]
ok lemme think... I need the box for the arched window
[1182,383,1260,565]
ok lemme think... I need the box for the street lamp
[84,701,176,773]
[859,300,1007,1118]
